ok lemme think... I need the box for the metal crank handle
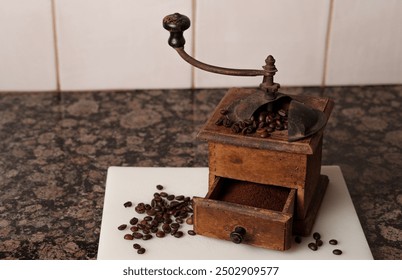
[162,13,268,77]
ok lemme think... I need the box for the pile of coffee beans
[117,184,195,255]
[215,107,289,138]
[295,232,343,256]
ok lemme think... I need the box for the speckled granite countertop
[0,86,401,260]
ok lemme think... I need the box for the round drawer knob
[230,226,246,244]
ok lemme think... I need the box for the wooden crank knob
[230,226,246,244]
[163,13,191,48]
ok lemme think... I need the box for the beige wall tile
[326,0,402,85]
[55,0,192,91]
[0,0,57,91]
[194,0,330,88]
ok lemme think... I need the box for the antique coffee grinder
[163,13,334,251]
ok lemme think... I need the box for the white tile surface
[326,0,402,85]
[98,166,373,259]
[55,0,192,91]
[0,0,57,91]
[194,0,330,88]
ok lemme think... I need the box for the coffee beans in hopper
[118,184,195,255]
[215,106,289,138]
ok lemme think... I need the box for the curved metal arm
[175,47,267,77]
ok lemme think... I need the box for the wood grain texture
[208,142,307,189]
[293,175,329,236]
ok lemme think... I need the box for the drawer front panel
[193,197,293,251]
[209,142,307,189]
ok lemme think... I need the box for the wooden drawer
[193,177,296,251]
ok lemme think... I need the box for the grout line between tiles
[50,0,61,91]
[191,0,197,89]
[322,0,334,87]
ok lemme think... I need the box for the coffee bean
[130,226,138,232]
[142,234,152,240]
[155,216,164,223]
[144,216,152,221]
[188,230,196,236]
[118,224,127,230]
[175,218,183,224]
[167,194,175,201]
[186,217,193,225]
[135,206,145,214]
[156,231,165,238]
[133,232,143,239]
[162,223,171,233]
[164,217,173,224]
[215,117,224,126]
[175,195,184,201]
[243,126,254,135]
[170,201,179,208]
[260,131,270,138]
[133,243,141,250]
[171,222,180,229]
[179,212,189,219]
[160,192,168,197]
[146,209,156,216]
[174,231,184,238]
[244,119,252,125]
[129,217,138,225]
[137,248,146,254]
[124,234,134,240]
[231,123,241,133]
[294,236,302,244]
[156,184,164,190]
[223,118,232,128]
[308,242,318,251]
[150,227,158,233]
[313,232,321,240]
[259,112,267,122]
[220,109,229,115]
[278,109,287,117]
[329,239,338,245]
[333,249,342,255]
[123,201,132,208]
[316,239,323,247]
